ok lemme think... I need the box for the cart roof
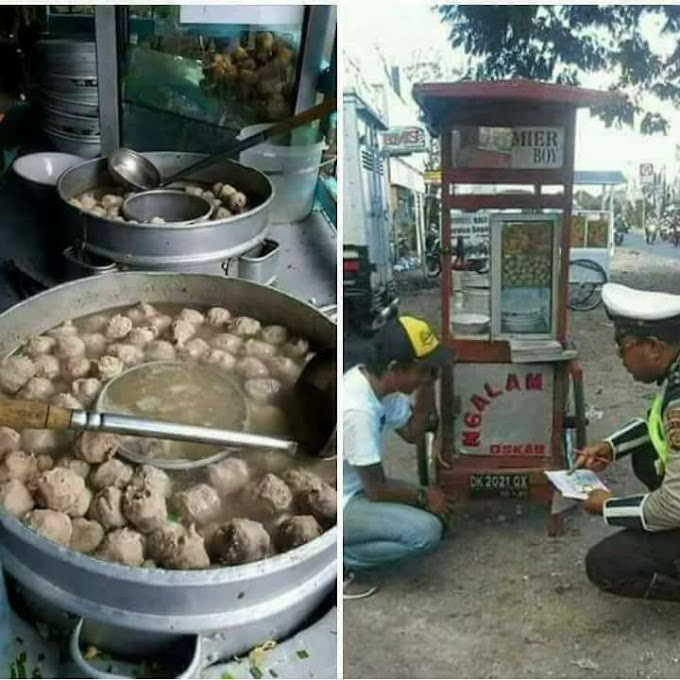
[413,79,619,129]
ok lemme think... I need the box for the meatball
[0,427,21,456]
[76,432,119,464]
[244,339,277,361]
[170,320,196,346]
[25,509,72,547]
[35,468,85,514]
[245,474,292,518]
[281,469,325,496]
[21,429,70,455]
[70,517,104,554]
[178,338,210,362]
[90,459,133,491]
[47,321,78,340]
[122,482,167,534]
[16,377,54,402]
[177,308,205,326]
[210,518,270,565]
[97,355,124,381]
[107,343,144,367]
[276,515,322,551]
[105,314,133,340]
[51,393,83,410]
[244,378,282,405]
[145,341,176,362]
[0,479,34,518]
[125,303,158,325]
[148,315,172,335]
[88,487,126,530]
[96,527,145,567]
[261,325,288,346]
[127,326,156,347]
[55,336,85,360]
[80,333,109,358]
[282,337,310,360]
[55,457,90,480]
[174,484,222,526]
[227,192,247,213]
[229,316,261,338]
[236,357,269,380]
[68,487,93,518]
[0,451,38,485]
[163,524,210,570]
[71,378,102,407]
[24,335,56,358]
[33,355,61,380]
[208,457,250,497]
[211,333,243,355]
[206,307,231,327]
[36,454,54,472]
[146,523,184,563]
[202,349,236,371]
[62,357,92,381]
[0,355,36,394]
[298,483,337,528]
[267,356,302,384]
[129,465,172,499]
[80,314,109,334]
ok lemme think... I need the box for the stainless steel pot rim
[0,512,337,584]
[45,126,101,143]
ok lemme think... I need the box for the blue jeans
[343,494,443,570]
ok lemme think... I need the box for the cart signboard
[453,363,554,457]
[511,127,564,169]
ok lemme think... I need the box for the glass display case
[570,211,610,249]
[490,213,560,338]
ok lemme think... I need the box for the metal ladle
[108,98,336,192]
[0,350,335,470]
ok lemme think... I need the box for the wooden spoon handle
[0,399,73,431]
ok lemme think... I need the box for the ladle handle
[0,399,72,430]
[160,97,336,187]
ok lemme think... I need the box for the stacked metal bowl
[35,38,101,158]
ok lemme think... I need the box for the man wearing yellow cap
[343,315,454,598]
[576,283,680,602]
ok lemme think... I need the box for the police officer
[577,282,680,601]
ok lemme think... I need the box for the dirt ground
[343,242,680,679]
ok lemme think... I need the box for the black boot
[644,572,680,602]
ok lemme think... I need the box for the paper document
[544,469,609,501]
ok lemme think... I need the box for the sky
[342,1,680,180]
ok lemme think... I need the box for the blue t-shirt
[342,366,412,509]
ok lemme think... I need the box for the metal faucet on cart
[412,79,619,534]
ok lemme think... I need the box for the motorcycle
[424,225,441,278]
[645,220,659,244]
[613,216,627,246]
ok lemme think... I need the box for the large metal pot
[57,153,275,269]
[0,273,336,653]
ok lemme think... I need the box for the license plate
[469,473,530,498]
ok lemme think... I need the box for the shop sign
[454,364,553,456]
[424,169,441,184]
[450,213,490,238]
[381,126,427,156]
[510,127,564,169]
[639,163,654,186]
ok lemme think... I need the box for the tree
[436,5,680,134]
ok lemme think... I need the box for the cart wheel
[568,259,607,312]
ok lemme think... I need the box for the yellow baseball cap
[378,315,454,367]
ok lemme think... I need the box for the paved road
[619,229,680,260]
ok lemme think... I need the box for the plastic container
[236,238,280,286]
[463,287,491,314]
[238,124,325,224]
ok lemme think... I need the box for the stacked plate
[502,308,543,333]
[35,38,101,158]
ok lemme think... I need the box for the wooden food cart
[412,80,617,531]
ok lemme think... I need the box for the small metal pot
[122,190,213,225]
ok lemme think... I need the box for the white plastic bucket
[463,287,491,314]
[238,124,325,224]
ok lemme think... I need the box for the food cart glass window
[451,126,565,170]
[120,5,305,152]
[500,219,555,335]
